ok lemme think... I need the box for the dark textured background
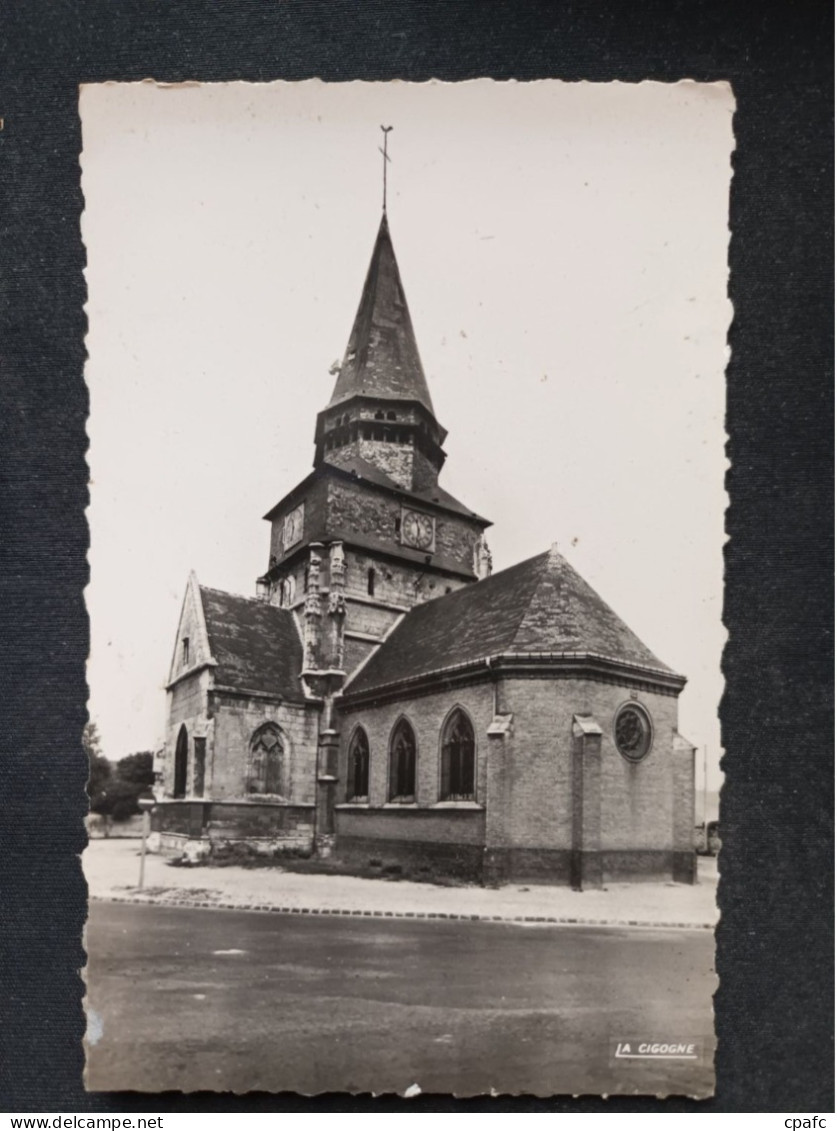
[0,0,832,1113]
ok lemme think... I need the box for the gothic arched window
[347,728,370,802]
[441,709,475,801]
[173,724,188,799]
[389,719,416,802]
[247,723,284,797]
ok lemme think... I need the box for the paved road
[86,902,715,1097]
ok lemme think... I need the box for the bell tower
[258,137,492,681]
[314,211,447,495]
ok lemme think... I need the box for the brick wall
[334,808,485,880]
[337,683,494,807]
[498,677,681,856]
[336,672,688,884]
[335,807,485,845]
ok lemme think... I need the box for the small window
[441,710,476,801]
[389,719,416,802]
[182,637,190,667]
[367,567,376,596]
[374,410,385,421]
[386,411,397,421]
[347,728,370,802]
[395,516,401,536]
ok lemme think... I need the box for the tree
[82,720,103,761]
[87,752,113,816]
[115,751,154,788]
[109,752,156,821]
[105,778,147,822]
[85,720,111,821]
[85,721,157,826]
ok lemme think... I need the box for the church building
[155,198,697,888]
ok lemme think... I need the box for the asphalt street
[85,901,715,1097]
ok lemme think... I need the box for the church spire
[326,211,436,417]
[314,140,447,493]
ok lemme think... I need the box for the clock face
[282,504,304,552]
[401,509,435,551]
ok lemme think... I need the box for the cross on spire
[379,125,393,212]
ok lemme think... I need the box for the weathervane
[379,125,393,212]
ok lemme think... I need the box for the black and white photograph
[80,79,734,1098]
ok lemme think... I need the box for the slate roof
[328,213,435,415]
[346,546,679,696]
[200,586,305,700]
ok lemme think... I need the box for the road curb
[90,893,715,931]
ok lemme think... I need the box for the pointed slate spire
[328,213,436,416]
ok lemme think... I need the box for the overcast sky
[81,79,733,789]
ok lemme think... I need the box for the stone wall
[208,692,320,804]
[327,479,481,577]
[154,799,315,854]
[163,669,213,798]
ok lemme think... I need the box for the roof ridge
[509,548,576,652]
[512,547,672,673]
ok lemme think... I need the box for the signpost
[137,794,156,890]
